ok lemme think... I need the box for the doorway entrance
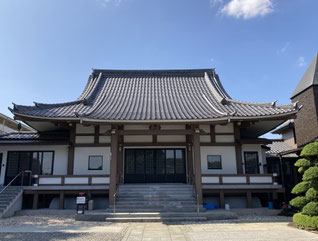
[124,149,186,183]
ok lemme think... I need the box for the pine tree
[290,142,318,229]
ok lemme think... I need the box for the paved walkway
[123,222,318,241]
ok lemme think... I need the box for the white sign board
[76,196,86,204]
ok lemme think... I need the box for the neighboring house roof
[0,131,69,145]
[10,69,297,122]
[0,113,33,133]
[266,140,298,158]
[291,53,318,99]
[272,119,294,134]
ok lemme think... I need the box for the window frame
[207,155,222,170]
[6,151,54,176]
[243,151,260,174]
[88,155,103,170]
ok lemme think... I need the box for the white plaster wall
[99,125,111,133]
[76,124,94,134]
[160,125,185,130]
[73,147,110,175]
[199,125,210,133]
[215,135,235,143]
[75,136,94,144]
[0,145,68,185]
[200,146,237,174]
[215,123,234,133]
[157,135,186,142]
[99,136,111,143]
[241,144,265,174]
[0,125,16,134]
[124,135,152,143]
[200,135,211,143]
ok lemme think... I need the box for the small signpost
[76,193,87,214]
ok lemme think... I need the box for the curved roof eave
[11,110,298,124]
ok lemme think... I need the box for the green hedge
[290,196,308,208]
[293,213,318,229]
[291,182,310,194]
[300,143,318,158]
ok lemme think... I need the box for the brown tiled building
[291,53,318,147]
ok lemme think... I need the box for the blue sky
[0,0,317,123]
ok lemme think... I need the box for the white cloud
[97,0,123,7]
[298,57,307,67]
[220,0,274,19]
[277,42,290,55]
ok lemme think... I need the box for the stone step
[104,216,207,222]
[104,212,205,217]
[118,194,194,198]
[116,201,196,205]
[107,207,204,213]
[117,197,194,201]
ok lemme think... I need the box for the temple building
[0,68,298,217]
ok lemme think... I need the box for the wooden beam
[59,191,64,209]
[219,190,225,209]
[247,191,252,208]
[193,127,203,205]
[67,124,76,175]
[33,193,39,210]
[240,138,272,144]
[117,129,194,135]
[109,128,118,205]
[234,123,243,174]
[210,125,216,143]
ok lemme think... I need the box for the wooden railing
[34,175,110,186]
[201,174,277,185]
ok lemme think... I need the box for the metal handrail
[0,170,32,203]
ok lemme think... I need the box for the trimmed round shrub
[301,142,318,158]
[306,188,318,201]
[295,158,311,167]
[293,213,318,229]
[290,196,308,209]
[292,182,310,194]
[303,167,318,182]
[302,202,318,216]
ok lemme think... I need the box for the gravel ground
[0,209,305,241]
[1,232,124,241]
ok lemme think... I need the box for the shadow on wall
[203,196,262,208]
[49,197,109,209]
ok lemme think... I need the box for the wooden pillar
[94,125,100,144]
[219,190,225,209]
[117,126,124,183]
[109,128,118,205]
[234,123,243,174]
[186,125,194,184]
[193,127,202,205]
[33,193,39,210]
[59,191,64,209]
[67,124,76,175]
[210,125,216,143]
[246,191,252,208]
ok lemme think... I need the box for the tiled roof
[291,53,318,99]
[272,120,294,134]
[266,140,298,157]
[0,131,69,144]
[10,69,298,122]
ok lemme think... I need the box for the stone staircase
[0,186,24,218]
[105,184,206,222]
